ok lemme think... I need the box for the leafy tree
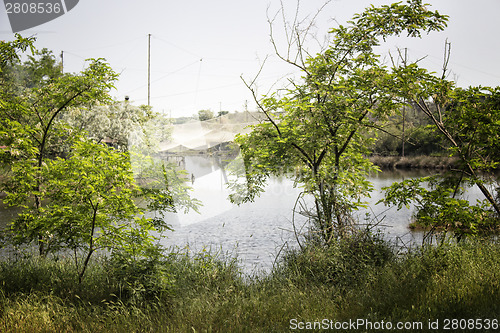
[383,176,498,241]
[1,36,199,273]
[198,109,214,121]
[3,47,63,90]
[384,44,500,231]
[232,0,447,242]
[2,139,185,283]
[0,35,37,165]
[0,36,114,255]
[6,140,162,282]
[61,101,172,153]
[0,34,35,68]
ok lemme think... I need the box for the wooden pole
[402,48,407,157]
[60,50,64,73]
[148,34,151,107]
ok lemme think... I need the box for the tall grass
[0,235,499,332]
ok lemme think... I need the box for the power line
[152,35,202,59]
[153,81,245,100]
[123,59,202,95]
[405,47,500,80]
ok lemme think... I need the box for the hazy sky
[1,0,500,117]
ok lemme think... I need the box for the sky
[1,0,500,118]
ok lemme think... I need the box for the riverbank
[1,236,499,332]
[370,155,458,169]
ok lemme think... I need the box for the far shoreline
[369,155,458,170]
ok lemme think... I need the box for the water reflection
[0,154,484,274]
[160,156,445,273]
[0,200,20,229]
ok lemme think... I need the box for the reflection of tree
[232,1,448,242]
[214,156,228,184]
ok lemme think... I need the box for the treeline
[370,102,448,157]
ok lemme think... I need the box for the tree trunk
[78,202,98,284]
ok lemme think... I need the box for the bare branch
[267,0,332,73]
[441,39,452,80]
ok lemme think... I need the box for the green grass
[1,235,500,332]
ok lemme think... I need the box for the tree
[381,53,500,239]
[231,0,448,242]
[383,175,499,241]
[0,37,199,281]
[198,109,214,121]
[0,34,35,68]
[7,140,161,282]
[0,36,115,255]
[60,101,172,153]
[0,35,37,165]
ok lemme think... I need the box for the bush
[107,245,174,305]
[277,229,394,287]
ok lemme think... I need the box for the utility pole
[244,100,248,122]
[148,33,151,107]
[402,48,407,158]
[60,50,64,73]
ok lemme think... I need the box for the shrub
[277,229,394,287]
[107,244,174,305]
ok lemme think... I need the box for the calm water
[160,156,479,274]
[0,155,483,273]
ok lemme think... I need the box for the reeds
[0,237,499,332]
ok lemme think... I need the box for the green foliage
[2,47,63,90]
[405,125,446,155]
[382,175,500,240]
[445,87,500,171]
[2,140,168,281]
[0,36,199,286]
[234,0,447,242]
[1,239,499,331]
[389,50,500,221]
[278,229,393,288]
[197,109,214,121]
[0,36,118,169]
[0,119,38,165]
[0,34,35,68]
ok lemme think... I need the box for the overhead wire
[404,47,500,80]
[124,59,202,95]
[152,35,202,59]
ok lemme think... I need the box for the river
[159,155,482,274]
[0,155,484,274]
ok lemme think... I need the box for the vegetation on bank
[0,234,499,332]
[1,1,499,331]
[369,155,459,170]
